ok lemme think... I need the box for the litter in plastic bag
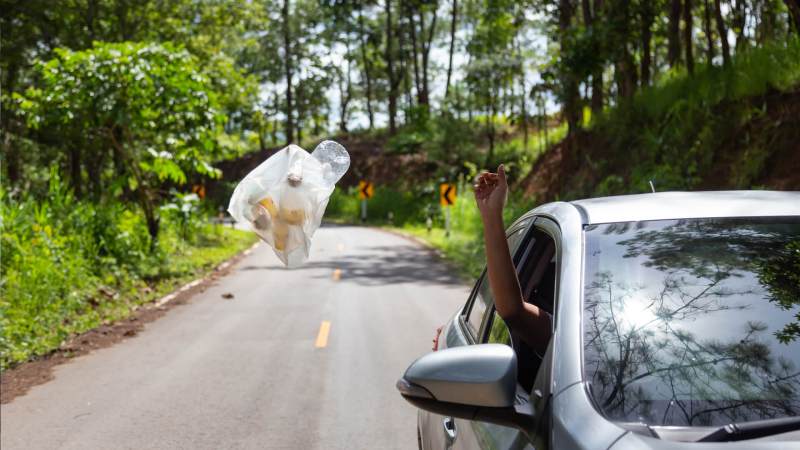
[227,140,350,267]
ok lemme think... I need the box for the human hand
[474,164,508,221]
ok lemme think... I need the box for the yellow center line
[332,268,342,281]
[315,321,331,348]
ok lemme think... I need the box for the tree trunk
[513,32,528,151]
[559,0,580,133]
[684,0,695,74]
[385,0,398,133]
[358,10,374,129]
[86,0,98,47]
[69,145,82,196]
[407,7,423,106]
[591,0,604,114]
[714,0,731,66]
[485,86,497,167]
[757,1,776,44]
[733,0,747,48]
[142,191,160,251]
[703,0,715,65]
[296,85,303,144]
[785,0,800,34]
[444,0,458,99]
[2,62,20,186]
[640,2,654,86]
[582,0,592,24]
[109,126,159,250]
[282,0,294,143]
[339,44,353,133]
[420,4,437,110]
[668,0,682,67]
[402,51,413,123]
[612,1,637,97]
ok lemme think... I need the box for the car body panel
[608,429,800,450]
[551,382,627,450]
[571,191,800,224]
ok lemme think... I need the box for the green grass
[391,225,485,280]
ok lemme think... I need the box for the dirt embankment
[519,89,800,202]
[212,134,432,191]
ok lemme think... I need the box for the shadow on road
[238,242,466,287]
[303,244,464,287]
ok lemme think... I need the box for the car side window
[464,222,530,339]
[485,223,559,393]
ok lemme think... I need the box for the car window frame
[459,217,533,343]
[481,217,562,343]
[471,216,563,447]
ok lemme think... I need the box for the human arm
[474,165,551,354]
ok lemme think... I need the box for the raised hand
[474,164,508,220]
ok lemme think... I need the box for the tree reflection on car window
[582,218,800,427]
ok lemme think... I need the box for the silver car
[398,191,800,449]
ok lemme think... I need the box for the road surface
[1,225,469,449]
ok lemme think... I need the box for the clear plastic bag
[227,140,350,267]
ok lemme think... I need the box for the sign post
[358,180,374,223]
[439,183,456,237]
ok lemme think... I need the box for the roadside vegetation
[1,173,256,369]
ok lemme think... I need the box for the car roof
[567,190,800,224]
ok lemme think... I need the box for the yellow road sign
[440,183,456,206]
[358,180,374,200]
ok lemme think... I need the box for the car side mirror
[396,344,534,430]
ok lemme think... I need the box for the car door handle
[443,416,457,442]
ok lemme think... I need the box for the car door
[421,218,532,450]
[452,217,562,450]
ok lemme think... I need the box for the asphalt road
[1,225,469,449]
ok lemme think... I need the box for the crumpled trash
[228,140,350,267]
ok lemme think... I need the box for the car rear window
[582,217,800,427]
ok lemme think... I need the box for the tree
[558,0,582,131]
[639,0,657,86]
[385,0,401,133]
[445,0,459,99]
[715,0,732,65]
[358,6,377,129]
[282,0,295,143]
[668,0,683,67]
[786,0,800,33]
[684,0,695,74]
[703,0,716,65]
[466,0,520,161]
[16,42,225,246]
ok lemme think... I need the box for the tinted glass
[583,217,800,427]
[467,226,529,338]
[487,312,512,346]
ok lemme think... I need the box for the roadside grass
[1,185,257,370]
[390,225,484,281]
